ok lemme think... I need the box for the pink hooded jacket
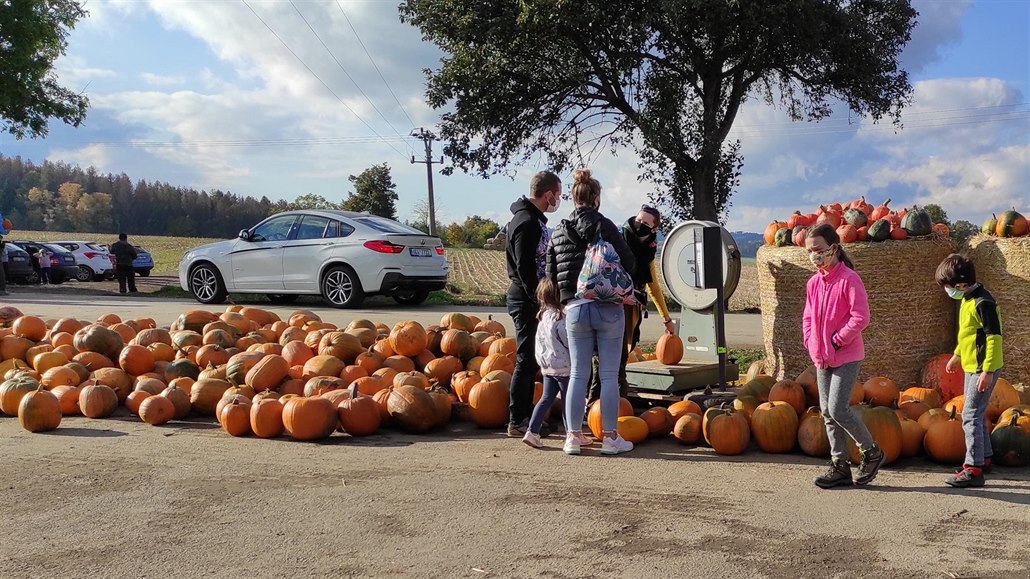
[802,261,870,369]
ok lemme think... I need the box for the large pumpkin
[226,351,264,385]
[703,406,750,455]
[900,205,932,236]
[587,397,634,440]
[616,416,649,444]
[995,208,1028,237]
[389,321,427,357]
[426,386,453,428]
[337,384,381,436]
[73,324,124,360]
[479,353,515,376]
[639,407,675,438]
[796,365,819,407]
[52,384,81,415]
[797,411,830,457]
[898,417,925,459]
[440,330,477,361]
[139,395,175,425]
[846,405,902,465]
[245,354,289,392]
[387,385,437,433]
[862,376,900,407]
[164,359,200,382]
[768,380,805,415]
[987,378,1021,422]
[919,354,963,402]
[750,401,799,453]
[923,408,966,464]
[467,379,509,428]
[0,374,42,415]
[423,356,463,388]
[303,355,345,379]
[318,332,363,364]
[656,334,683,365]
[18,385,61,432]
[990,415,1030,467]
[161,384,192,419]
[91,367,132,402]
[12,315,47,342]
[250,398,285,438]
[189,378,232,415]
[282,396,337,441]
[78,382,119,418]
[173,310,221,333]
[738,375,776,402]
[900,386,942,409]
[668,399,702,421]
[220,398,252,437]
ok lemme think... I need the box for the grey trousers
[962,371,998,467]
[817,361,874,460]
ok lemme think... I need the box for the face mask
[946,286,965,300]
[809,248,830,267]
[634,222,653,237]
[545,192,561,214]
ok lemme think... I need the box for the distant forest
[0,155,288,237]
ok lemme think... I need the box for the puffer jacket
[535,308,570,376]
[546,207,635,304]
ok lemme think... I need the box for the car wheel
[24,272,39,285]
[189,263,227,304]
[138,269,151,277]
[392,289,430,306]
[266,293,299,304]
[320,265,364,309]
[75,265,94,282]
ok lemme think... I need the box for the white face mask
[545,191,561,214]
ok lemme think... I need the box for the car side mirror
[239,230,252,241]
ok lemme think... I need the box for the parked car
[178,210,448,308]
[101,243,154,277]
[53,241,116,282]
[11,241,80,284]
[3,242,37,284]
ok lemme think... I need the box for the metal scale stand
[626,221,742,408]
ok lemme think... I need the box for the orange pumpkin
[78,382,118,418]
[467,379,509,428]
[639,407,675,438]
[768,380,806,415]
[337,384,381,436]
[139,395,175,425]
[836,224,857,244]
[220,398,252,436]
[52,384,82,415]
[750,401,799,453]
[389,321,428,357]
[586,397,634,440]
[924,408,965,464]
[18,384,62,432]
[12,316,47,342]
[656,334,683,365]
[668,399,702,421]
[282,397,337,441]
[672,413,703,444]
[250,398,285,438]
[862,376,899,407]
[616,416,649,444]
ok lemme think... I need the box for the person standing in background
[0,237,8,296]
[504,170,562,437]
[110,233,138,294]
[37,246,51,285]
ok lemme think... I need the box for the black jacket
[623,218,658,289]
[505,197,548,303]
[547,207,636,304]
[110,240,138,267]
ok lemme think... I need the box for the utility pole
[410,128,443,237]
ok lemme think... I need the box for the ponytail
[834,245,855,270]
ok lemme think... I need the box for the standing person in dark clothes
[504,170,562,437]
[110,233,139,294]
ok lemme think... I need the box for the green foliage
[401,0,916,221]
[0,0,89,138]
[922,204,949,225]
[442,215,501,248]
[341,163,398,220]
[287,193,340,211]
[950,220,978,246]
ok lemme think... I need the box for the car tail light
[435,246,445,255]
[363,240,405,254]
[84,251,97,259]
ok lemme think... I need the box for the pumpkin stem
[349,383,360,399]
[949,406,956,420]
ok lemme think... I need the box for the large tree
[0,0,89,138]
[401,0,917,221]
[341,163,399,220]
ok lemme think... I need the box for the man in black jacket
[110,233,138,294]
[504,170,562,436]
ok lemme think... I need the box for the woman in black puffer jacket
[546,169,636,456]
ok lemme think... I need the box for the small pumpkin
[843,208,868,228]
[981,213,998,235]
[898,416,925,459]
[867,218,891,242]
[672,413,703,445]
[764,221,786,245]
[78,382,118,418]
[773,227,793,247]
[923,407,965,464]
[139,395,175,425]
[639,407,675,438]
[220,398,252,437]
[587,397,634,440]
[616,416,649,444]
[656,334,683,366]
[798,410,830,457]
[768,380,805,415]
[990,414,1030,467]
[337,384,381,437]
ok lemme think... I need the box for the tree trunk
[691,158,719,222]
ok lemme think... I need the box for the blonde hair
[571,168,601,208]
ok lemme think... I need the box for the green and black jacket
[955,285,1003,373]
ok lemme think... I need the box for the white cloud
[55,55,117,88]
[140,72,184,86]
[46,143,112,172]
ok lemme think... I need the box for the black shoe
[815,458,853,489]
[855,444,886,485]
[946,468,985,488]
[506,419,528,437]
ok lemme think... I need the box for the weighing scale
[626,221,742,405]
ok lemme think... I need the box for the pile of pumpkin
[763,198,950,246]
[980,208,1029,238]
[696,355,1030,467]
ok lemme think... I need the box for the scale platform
[625,359,739,396]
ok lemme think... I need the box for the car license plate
[409,247,433,257]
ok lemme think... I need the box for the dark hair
[640,204,662,224]
[935,253,976,287]
[571,168,601,207]
[536,277,563,319]
[807,223,854,270]
[118,233,127,240]
[529,171,561,199]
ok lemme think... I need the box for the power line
[72,135,416,148]
[288,0,413,155]
[239,0,407,161]
[336,0,417,129]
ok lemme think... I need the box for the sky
[1,0,1028,233]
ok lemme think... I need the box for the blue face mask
[946,286,965,300]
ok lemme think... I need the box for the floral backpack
[575,229,637,305]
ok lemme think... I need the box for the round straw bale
[968,234,1030,384]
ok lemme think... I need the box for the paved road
[1,291,764,348]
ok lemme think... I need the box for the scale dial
[660,220,741,311]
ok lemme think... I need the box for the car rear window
[353,217,422,235]
[58,243,78,251]
[87,243,108,251]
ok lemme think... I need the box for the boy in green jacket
[935,254,1003,488]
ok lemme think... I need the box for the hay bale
[968,235,1030,384]
[757,239,957,386]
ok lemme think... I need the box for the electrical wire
[240,0,408,161]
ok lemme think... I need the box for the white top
[534,308,571,377]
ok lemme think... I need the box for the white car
[178,210,449,308]
[53,241,116,282]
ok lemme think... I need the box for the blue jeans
[565,301,625,435]
[962,371,998,467]
[528,375,568,435]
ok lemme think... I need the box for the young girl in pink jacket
[802,223,885,489]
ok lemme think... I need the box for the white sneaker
[601,434,633,455]
[522,431,542,449]
[564,433,582,455]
